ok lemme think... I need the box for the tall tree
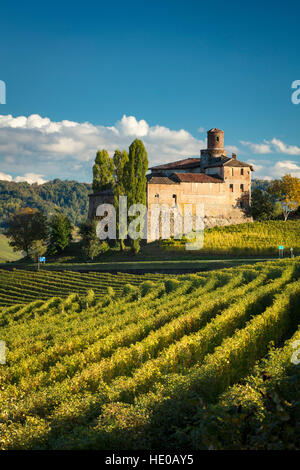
[92,150,114,193]
[268,174,300,221]
[49,212,73,254]
[123,139,148,208]
[122,140,148,252]
[5,208,48,255]
[113,150,129,250]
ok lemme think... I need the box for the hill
[0,179,92,230]
[0,234,22,262]
[0,258,299,450]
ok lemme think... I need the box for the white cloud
[115,115,149,137]
[0,113,207,180]
[1,113,299,183]
[0,171,12,181]
[0,171,47,184]
[241,137,300,157]
[269,138,300,155]
[240,140,272,154]
[271,161,300,178]
[246,159,264,172]
[247,158,300,180]
[14,173,47,185]
[226,145,240,154]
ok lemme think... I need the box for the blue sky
[0,0,300,183]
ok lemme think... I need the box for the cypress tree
[92,150,114,193]
[123,139,148,207]
[113,150,129,250]
[122,139,148,250]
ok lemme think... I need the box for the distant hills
[0,179,92,230]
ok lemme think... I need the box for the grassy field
[0,234,22,263]
[0,258,299,449]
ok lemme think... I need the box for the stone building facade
[88,128,254,242]
[147,128,253,240]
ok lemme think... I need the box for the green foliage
[131,238,140,255]
[140,280,156,297]
[79,219,103,260]
[49,213,73,254]
[0,259,299,449]
[92,150,114,193]
[268,174,300,221]
[164,278,181,293]
[113,150,129,250]
[28,240,47,270]
[123,139,148,208]
[5,207,48,255]
[250,188,275,220]
[0,179,91,231]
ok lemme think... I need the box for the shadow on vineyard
[0,258,299,450]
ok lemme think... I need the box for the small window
[155,193,159,198]
[241,169,244,175]
[232,168,234,176]
[230,184,234,192]
[172,194,177,204]
[216,136,219,142]
[240,184,244,192]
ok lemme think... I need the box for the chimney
[232,153,237,160]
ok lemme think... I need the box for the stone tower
[200,128,227,169]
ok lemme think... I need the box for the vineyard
[0,258,299,449]
[161,220,300,256]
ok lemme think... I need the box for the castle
[88,128,254,242]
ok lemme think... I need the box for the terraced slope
[0,258,299,450]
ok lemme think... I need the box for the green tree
[5,208,48,255]
[49,212,73,254]
[92,150,114,193]
[268,174,300,221]
[28,240,47,271]
[250,188,275,220]
[122,139,148,253]
[113,150,129,250]
[79,219,109,260]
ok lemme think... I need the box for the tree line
[0,179,91,231]
[3,138,149,265]
[250,175,300,221]
[90,138,148,254]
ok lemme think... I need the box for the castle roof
[147,172,223,185]
[147,173,178,185]
[172,172,223,183]
[204,157,254,171]
[208,128,223,133]
[149,157,200,171]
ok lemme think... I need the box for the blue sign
[278,246,284,250]
[40,257,46,263]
